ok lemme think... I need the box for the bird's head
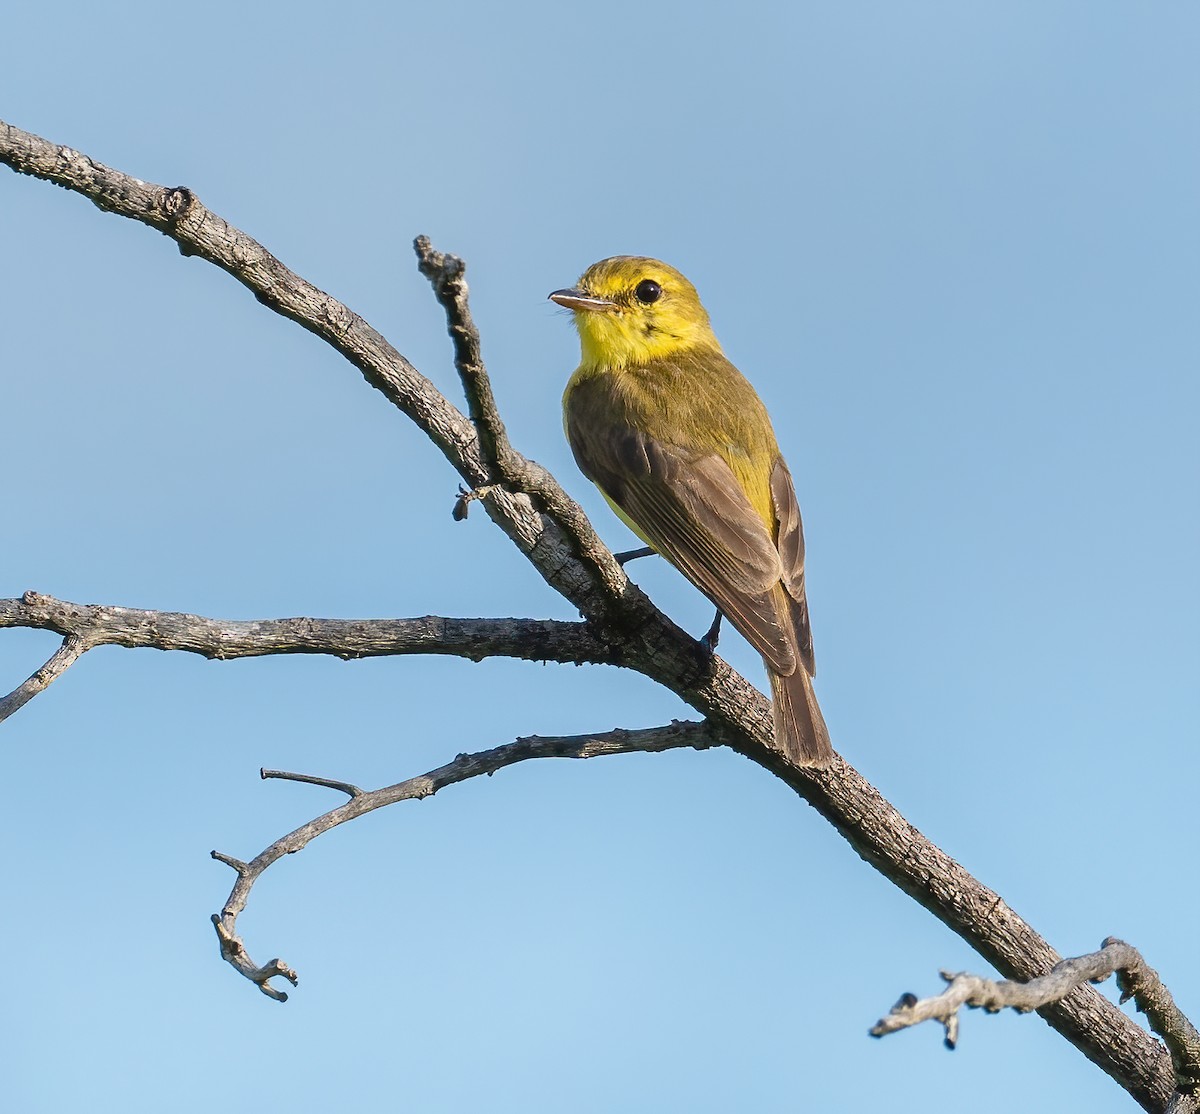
[550,256,721,369]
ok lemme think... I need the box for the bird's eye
[634,279,662,304]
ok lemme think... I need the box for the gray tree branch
[211,722,716,1000]
[0,118,1187,1112]
[412,234,612,558]
[415,235,511,475]
[0,591,610,667]
[0,633,91,725]
[872,939,1199,1109]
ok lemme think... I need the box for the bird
[551,256,833,768]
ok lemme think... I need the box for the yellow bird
[551,257,833,767]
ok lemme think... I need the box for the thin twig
[0,634,91,724]
[871,955,1113,1048]
[211,722,716,999]
[412,237,627,594]
[873,937,1200,1095]
[414,236,510,473]
[261,768,363,798]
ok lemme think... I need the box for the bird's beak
[548,288,617,313]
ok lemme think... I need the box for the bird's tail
[768,666,834,768]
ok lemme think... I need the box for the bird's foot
[614,545,655,567]
[700,610,723,654]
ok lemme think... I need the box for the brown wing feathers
[565,367,832,766]
[569,404,800,677]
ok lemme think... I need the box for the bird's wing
[770,458,815,677]
[569,415,799,676]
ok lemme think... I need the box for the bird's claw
[700,610,723,654]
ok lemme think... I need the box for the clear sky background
[1,4,1196,1112]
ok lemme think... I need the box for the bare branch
[0,122,480,489]
[1108,938,1200,1096]
[261,768,363,798]
[211,911,298,1004]
[0,591,610,666]
[411,236,630,587]
[872,937,1200,1098]
[872,951,1119,1047]
[0,634,91,724]
[415,236,510,474]
[211,721,716,999]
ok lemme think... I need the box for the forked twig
[210,722,716,999]
[873,938,1200,1098]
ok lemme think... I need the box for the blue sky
[1,3,1196,1111]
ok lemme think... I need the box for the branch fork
[208,724,714,999]
[872,939,1200,1105]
